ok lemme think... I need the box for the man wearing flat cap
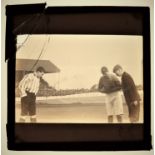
[113,65,141,123]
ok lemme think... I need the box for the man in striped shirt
[18,66,45,123]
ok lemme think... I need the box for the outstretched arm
[111,75,122,91]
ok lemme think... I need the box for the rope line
[13,14,37,33]
[30,35,50,71]
[16,13,42,53]
[16,34,29,51]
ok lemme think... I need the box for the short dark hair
[113,64,122,73]
[101,66,108,74]
[36,66,45,73]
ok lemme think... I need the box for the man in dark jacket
[98,66,123,123]
[113,65,141,123]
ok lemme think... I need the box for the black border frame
[5,4,152,151]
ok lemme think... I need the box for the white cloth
[105,91,124,116]
[18,73,40,97]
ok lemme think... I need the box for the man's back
[121,72,140,103]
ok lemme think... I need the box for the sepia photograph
[15,34,143,124]
[5,4,151,150]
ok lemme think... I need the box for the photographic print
[15,34,143,124]
[5,4,151,150]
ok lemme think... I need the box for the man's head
[113,65,123,77]
[36,66,45,78]
[101,66,108,75]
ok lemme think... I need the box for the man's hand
[100,87,105,93]
[133,101,138,106]
[21,93,27,98]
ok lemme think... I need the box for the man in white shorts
[98,66,123,123]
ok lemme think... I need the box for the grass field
[15,92,143,123]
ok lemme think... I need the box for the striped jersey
[18,73,40,97]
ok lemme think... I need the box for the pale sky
[16,35,143,89]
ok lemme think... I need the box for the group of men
[98,65,141,123]
[18,65,141,123]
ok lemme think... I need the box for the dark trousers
[127,101,140,123]
[21,92,36,116]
